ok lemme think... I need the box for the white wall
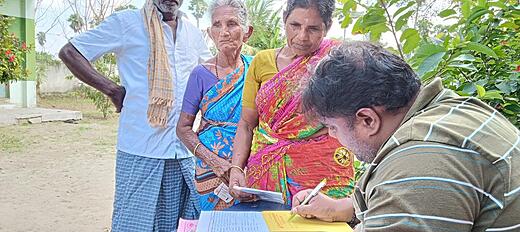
[40,64,81,93]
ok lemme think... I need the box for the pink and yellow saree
[246,40,355,204]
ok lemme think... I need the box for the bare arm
[176,112,231,182]
[231,108,259,168]
[59,42,125,112]
[229,108,259,200]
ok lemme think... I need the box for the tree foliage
[339,0,520,127]
[73,54,119,118]
[64,0,130,118]
[189,0,208,28]
[0,15,30,84]
[244,0,285,53]
[114,4,137,12]
[67,13,85,33]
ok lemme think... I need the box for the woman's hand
[228,168,256,202]
[291,190,354,222]
[177,113,232,184]
[208,156,232,184]
[229,108,259,201]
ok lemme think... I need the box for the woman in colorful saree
[176,0,253,211]
[229,0,356,205]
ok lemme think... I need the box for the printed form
[196,211,269,232]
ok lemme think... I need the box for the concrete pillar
[9,80,36,107]
[0,84,7,98]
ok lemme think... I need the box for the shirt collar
[401,77,444,124]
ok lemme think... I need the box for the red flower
[21,42,27,50]
[8,55,15,63]
[5,50,11,56]
[516,65,520,72]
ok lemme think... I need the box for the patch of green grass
[39,92,122,123]
[39,92,107,120]
[78,125,91,132]
[0,133,24,153]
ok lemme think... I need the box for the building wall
[40,63,81,94]
[0,0,36,81]
[0,0,37,107]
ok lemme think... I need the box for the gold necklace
[215,54,219,79]
[215,54,242,79]
[275,47,283,71]
[275,46,298,71]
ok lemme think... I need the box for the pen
[288,178,327,221]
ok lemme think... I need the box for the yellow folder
[261,211,353,232]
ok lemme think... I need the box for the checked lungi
[111,150,200,232]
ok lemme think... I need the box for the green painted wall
[0,0,34,19]
[0,0,36,82]
[9,16,36,81]
[0,0,36,101]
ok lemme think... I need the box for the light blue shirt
[71,9,212,159]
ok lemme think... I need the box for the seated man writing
[293,41,520,231]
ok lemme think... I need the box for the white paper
[196,211,269,232]
[233,186,285,204]
[213,183,233,203]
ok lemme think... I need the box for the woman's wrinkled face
[284,7,327,56]
[210,6,248,53]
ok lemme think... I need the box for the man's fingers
[308,195,318,204]
[113,86,125,113]
[293,204,314,218]
[292,197,302,207]
[322,217,334,222]
[292,189,312,207]
[292,195,306,207]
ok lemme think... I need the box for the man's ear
[354,108,382,137]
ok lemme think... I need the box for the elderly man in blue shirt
[59,0,211,231]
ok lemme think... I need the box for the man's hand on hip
[109,85,126,113]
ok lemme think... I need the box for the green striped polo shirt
[353,78,520,231]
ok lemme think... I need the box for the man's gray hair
[209,0,249,32]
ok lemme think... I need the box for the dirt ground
[0,94,119,232]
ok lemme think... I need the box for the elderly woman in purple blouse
[176,0,253,211]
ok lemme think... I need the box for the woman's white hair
[209,0,249,32]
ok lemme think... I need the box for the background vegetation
[29,0,519,127]
[338,0,520,127]
[0,0,30,84]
